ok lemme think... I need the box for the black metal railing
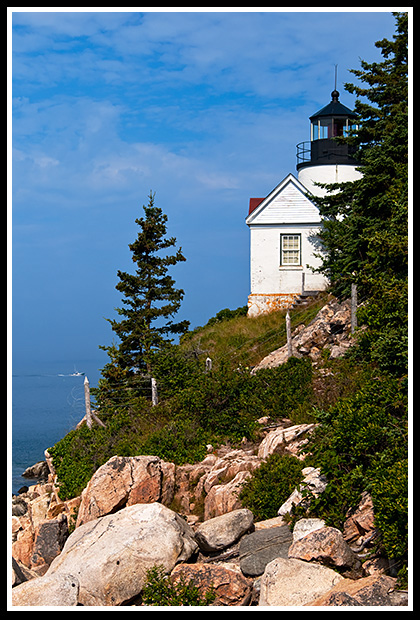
[296,139,358,169]
[296,141,311,165]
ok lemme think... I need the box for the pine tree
[102,192,189,376]
[314,12,408,373]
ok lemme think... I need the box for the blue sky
[10,9,398,368]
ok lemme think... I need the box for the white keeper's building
[246,89,362,317]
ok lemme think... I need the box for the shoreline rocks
[12,465,408,607]
[12,421,407,607]
[21,461,50,482]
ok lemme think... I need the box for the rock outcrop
[12,572,80,607]
[307,574,402,607]
[22,461,50,482]
[288,526,362,575]
[14,502,198,607]
[194,509,254,553]
[258,557,344,607]
[257,423,318,460]
[277,466,328,516]
[75,455,175,527]
[239,526,293,577]
[252,298,353,372]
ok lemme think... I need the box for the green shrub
[304,372,408,566]
[251,357,314,420]
[370,458,408,563]
[239,454,304,521]
[139,419,210,465]
[47,426,103,500]
[205,305,248,326]
[141,565,216,606]
[48,402,168,500]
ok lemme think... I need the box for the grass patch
[179,292,331,371]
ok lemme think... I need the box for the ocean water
[11,359,104,495]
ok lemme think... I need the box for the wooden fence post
[75,376,106,430]
[151,377,158,406]
[84,376,93,429]
[351,283,358,334]
[286,310,292,359]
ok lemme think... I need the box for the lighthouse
[246,88,361,317]
[296,88,362,196]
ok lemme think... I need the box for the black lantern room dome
[310,89,357,120]
[297,90,359,170]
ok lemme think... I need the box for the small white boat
[69,366,85,377]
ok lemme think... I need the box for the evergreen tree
[314,12,408,374]
[102,192,189,376]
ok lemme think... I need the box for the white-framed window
[280,234,301,266]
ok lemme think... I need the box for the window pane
[332,118,345,137]
[319,119,330,139]
[343,122,358,137]
[281,235,300,265]
[283,236,298,249]
[283,251,299,264]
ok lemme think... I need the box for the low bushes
[141,565,216,606]
[239,454,304,521]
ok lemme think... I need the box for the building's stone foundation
[247,293,300,317]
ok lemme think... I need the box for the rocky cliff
[11,422,408,607]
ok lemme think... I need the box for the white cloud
[34,154,60,168]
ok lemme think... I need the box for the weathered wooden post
[76,376,106,430]
[84,375,93,429]
[351,283,358,334]
[151,377,158,406]
[286,310,292,359]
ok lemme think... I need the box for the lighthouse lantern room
[296,89,362,197]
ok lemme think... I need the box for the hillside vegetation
[49,293,329,498]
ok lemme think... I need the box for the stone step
[291,291,320,310]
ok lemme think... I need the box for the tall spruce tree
[102,192,189,376]
[314,12,408,374]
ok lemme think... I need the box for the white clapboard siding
[246,173,321,226]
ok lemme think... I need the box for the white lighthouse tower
[296,88,362,196]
